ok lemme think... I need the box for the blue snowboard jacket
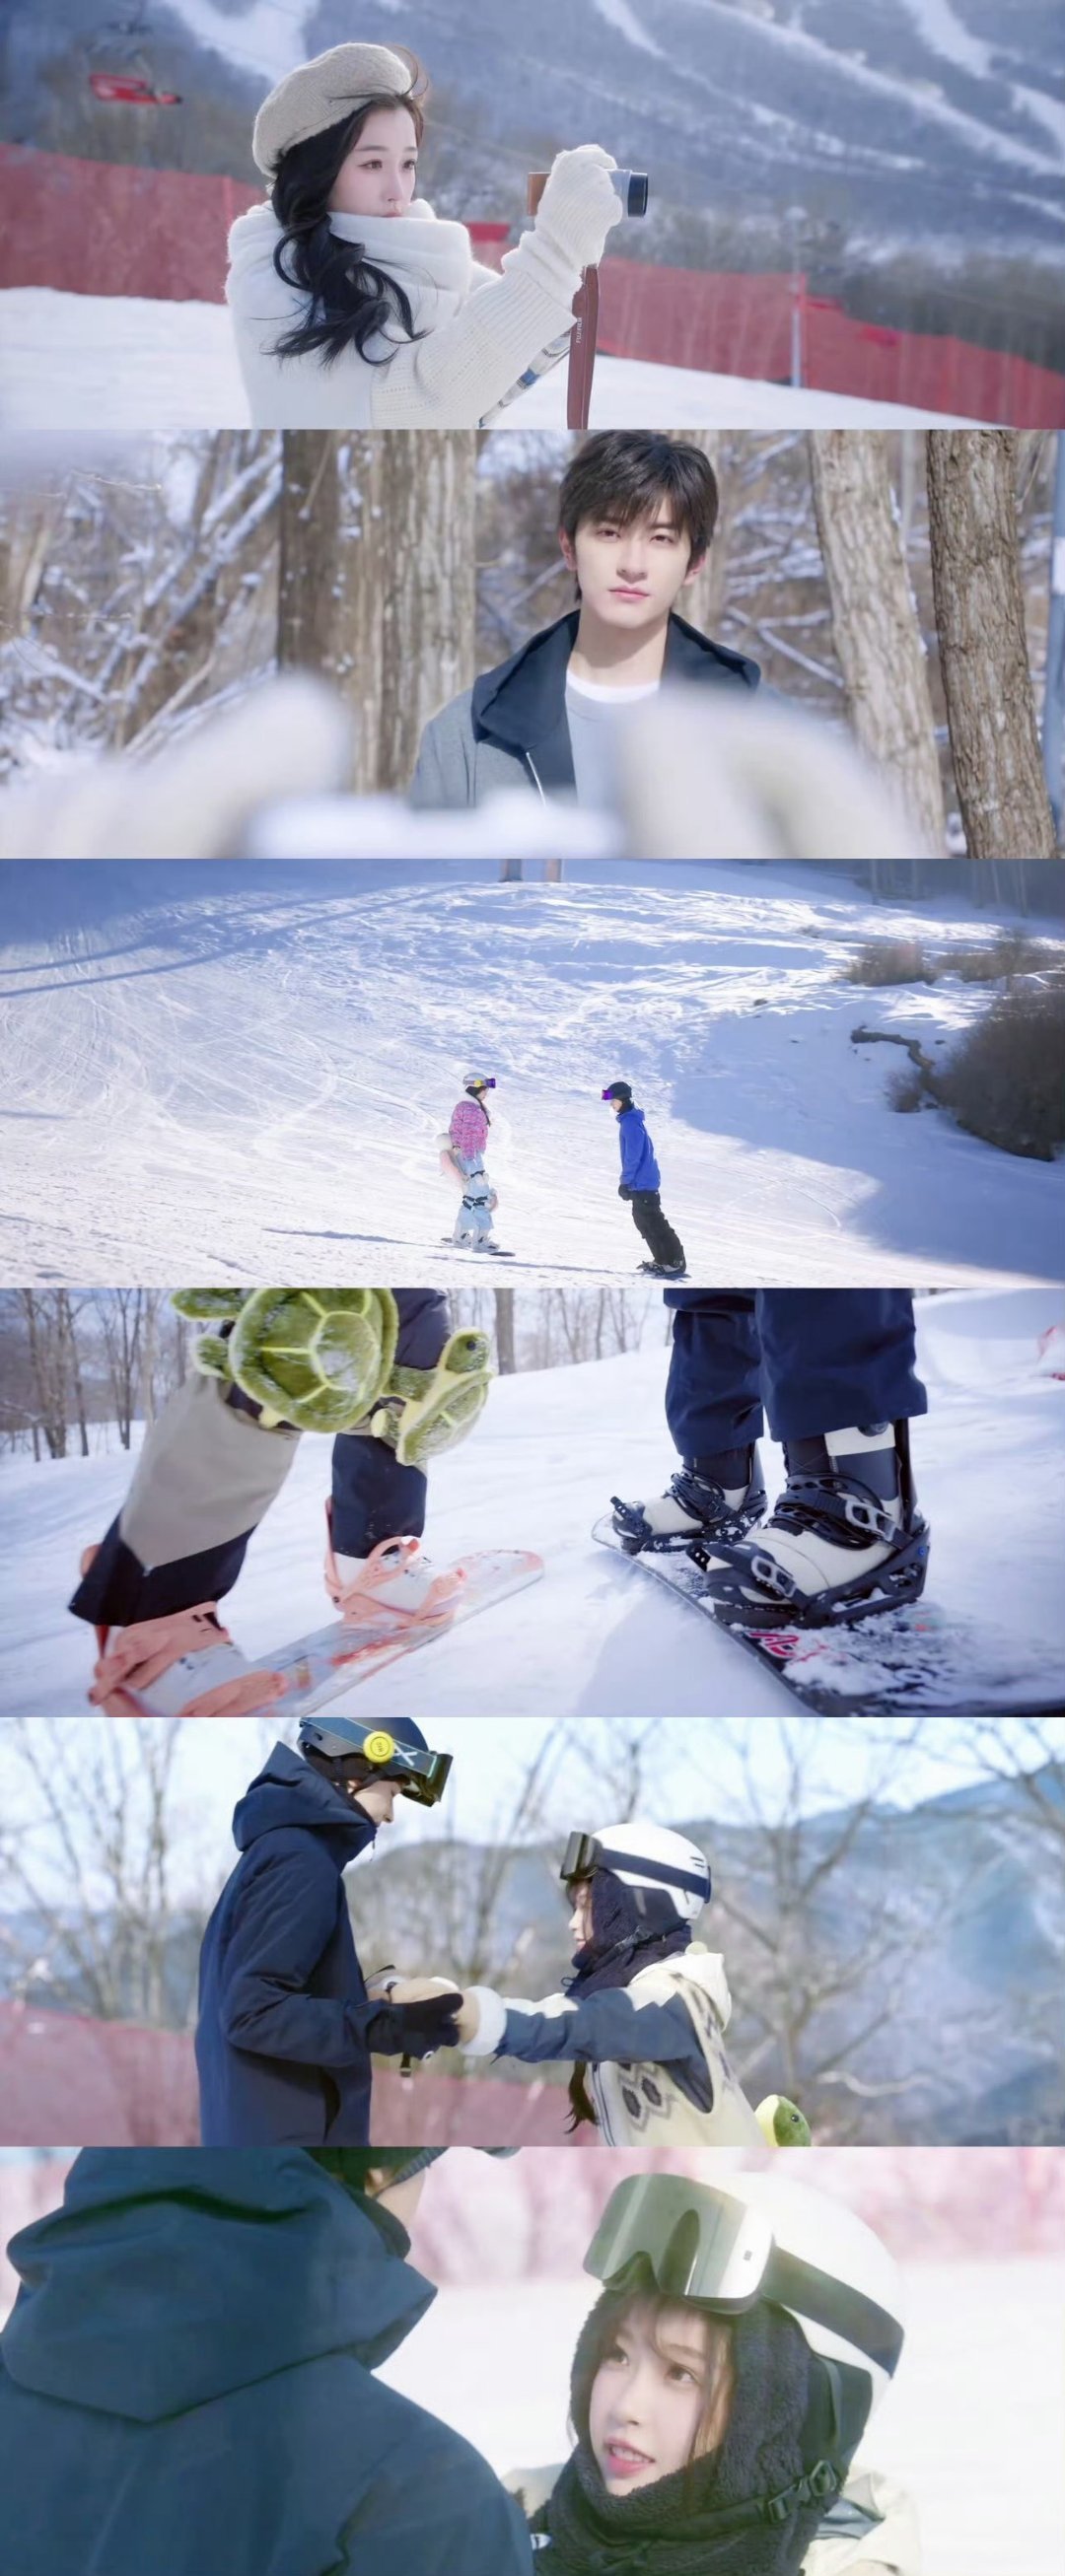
[196,1743,382,2147]
[0,2149,533,2576]
[617,1104,661,1193]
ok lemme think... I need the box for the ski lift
[87,4,181,105]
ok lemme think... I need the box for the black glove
[367,1991,462,2057]
[618,1183,633,1201]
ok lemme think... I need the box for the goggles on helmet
[585,2175,904,2382]
[560,1830,708,1904]
[298,1716,453,1808]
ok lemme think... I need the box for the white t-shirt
[564,670,661,810]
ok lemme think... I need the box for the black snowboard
[592,1516,1063,1716]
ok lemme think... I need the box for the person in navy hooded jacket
[0,2146,534,2576]
[602,1079,686,1277]
[196,1712,462,2145]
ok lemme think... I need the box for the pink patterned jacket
[449,1099,489,1156]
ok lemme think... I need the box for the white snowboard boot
[611,1448,767,1555]
[693,1423,929,1627]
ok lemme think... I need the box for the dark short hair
[558,433,719,564]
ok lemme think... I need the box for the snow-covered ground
[0,289,979,433]
[2,1287,1062,1719]
[377,2260,1065,2576]
[1,862,1063,1286]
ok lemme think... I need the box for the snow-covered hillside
[0,292,978,436]
[7,0,1064,263]
[1,861,1063,1286]
[2,1287,1062,1719]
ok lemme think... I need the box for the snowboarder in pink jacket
[440,1074,502,1251]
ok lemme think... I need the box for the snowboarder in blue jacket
[602,1079,686,1277]
[196,1715,461,2146]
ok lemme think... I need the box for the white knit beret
[252,42,417,175]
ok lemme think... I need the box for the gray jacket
[409,607,761,808]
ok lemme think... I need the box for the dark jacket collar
[470,608,760,790]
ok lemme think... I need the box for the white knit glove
[519,145,622,295]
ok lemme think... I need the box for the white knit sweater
[227,191,597,429]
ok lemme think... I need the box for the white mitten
[507,145,622,300]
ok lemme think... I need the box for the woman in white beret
[227,41,623,428]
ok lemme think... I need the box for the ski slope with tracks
[2,1287,1062,1720]
[1,860,1063,1288]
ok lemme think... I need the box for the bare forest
[0,1286,668,1458]
[0,429,1058,858]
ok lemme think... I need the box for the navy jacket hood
[231,1741,377,1863]
[1,2148,433,2423]
[471,608,761,790]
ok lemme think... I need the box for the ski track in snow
[1,864,1063,1288]
[1,1287,1063,1721]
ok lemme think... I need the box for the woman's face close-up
[588,2298,731,2496]
[328,104,420,218]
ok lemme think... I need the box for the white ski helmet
[561,1821,712,1923]
[585,2166,905,2423]
[463,1072,496,1094]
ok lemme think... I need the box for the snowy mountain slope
[1,861,1063,1287]
[1,1288,1062,1720]
[0,293,978,436]
[8,0,1061,262]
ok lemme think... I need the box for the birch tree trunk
[671,429,735,636]
[278,431,476,794]
[926,430,1058,860]
[808,432,946,853]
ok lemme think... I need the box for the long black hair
[269,66,429,370]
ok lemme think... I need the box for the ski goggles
[560,1831,708,1903]
[298,1716,453,1807]
[585,2176,904,2380]
[466,1078,496,1091]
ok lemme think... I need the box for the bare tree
[347,1724,570,2011]
[0,1718,203,2030]
[91,1288,166,1448]
[15,1290,87,1459]
[278,431,477,793]
[809,432,946,853]
[493,1288,517,1374]
[927,431,1058,859]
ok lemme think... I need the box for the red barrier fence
[3,144,1063,426]
[0,1997,575,2148]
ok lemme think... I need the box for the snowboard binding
[611,1457,767,1558]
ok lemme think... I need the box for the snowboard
[592,1517,1063,1716]
[440,1238,515,1257]
[116,1549,543,1719]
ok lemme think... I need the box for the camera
[610,170,649,218]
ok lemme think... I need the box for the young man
[611,1288,931,1627]
[410,431,760,809]
[0,2147,534,2576]
[196,1714,462,2145]
[602,1079,686,1278]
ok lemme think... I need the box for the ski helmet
[602,1080,633,1106]
[463,1073,496,1096]
[584,2169,905,2426]
[561,1821,711,1922]
[297,1712,452,1808]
